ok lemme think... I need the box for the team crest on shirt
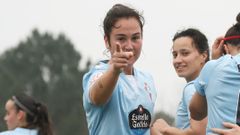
[129,105,151,135]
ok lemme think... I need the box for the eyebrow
[172,48,190,53]
[115,32,141,37]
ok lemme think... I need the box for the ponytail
[32,102,53,135]
[13,94,54,135]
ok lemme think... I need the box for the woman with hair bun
[0,94,53,135]
[190,12,240,135]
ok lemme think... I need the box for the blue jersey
[82,60,157,135]
[0,128,38,135]
[176,81,196,129]
[194,54,240,134]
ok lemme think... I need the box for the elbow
[90,93,106,106]
[89,89,109,106]
[189,103,206,121]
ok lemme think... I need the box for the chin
[128,59,136,65]
[177,73,187,78]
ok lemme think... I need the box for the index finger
[115,42,122,53]
[223,122,238,129]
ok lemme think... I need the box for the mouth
[175,65,186,72]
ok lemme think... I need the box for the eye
[181,51,189,56]
[132,35,141,41]
[172,52,177,58]
[117,37,126,42]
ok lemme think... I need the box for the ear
[201,51,208,63]
[104,36,110,49]
[17,110,26,121]
[223,44,230,54]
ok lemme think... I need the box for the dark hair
[12,94,53,135]
[173,28,209,62]
[103,4,144,42]
[224,12,240,46]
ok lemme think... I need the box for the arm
[151,118,207,135]
[211,122,240,135]
[89,44,133,105]
[189,92,207,121]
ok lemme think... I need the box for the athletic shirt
[0,128,38,135]
[82,60,157,135]
[194,54,240,134]
[175,81,195,129]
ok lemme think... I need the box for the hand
[110,42,133,73]
[211,36,225,59]
[211,122,240,135]
[151,119,170,135]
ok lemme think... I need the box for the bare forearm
[162,127,185,135]
[90,66,120,105]
[163,126,204,135]
[162,118,207,135]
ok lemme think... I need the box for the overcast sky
[1,0,240,116]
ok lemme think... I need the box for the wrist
[109,65,122,75]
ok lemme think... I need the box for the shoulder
[183,81,195,94]
[134,68,153,80]
[83,60,108,85]
[84,60,108,75]
[208,54,232,66]
[204,55,232,73]
[200,58,220,76]
[182,81,196,102]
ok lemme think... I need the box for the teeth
[175,65,184,70]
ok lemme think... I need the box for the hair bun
[237,12,240,23]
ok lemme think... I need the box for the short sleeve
[194,60,217,96]
[82,70,104,106]
[183,83,196,119]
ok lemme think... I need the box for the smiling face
[172,37,206,82]
[105,17,142,67]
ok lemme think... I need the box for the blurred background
[0,0,239,134]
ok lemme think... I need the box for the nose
[123,40,133,52]
[173,54,183,64]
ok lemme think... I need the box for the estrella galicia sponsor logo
[129,105,151,135]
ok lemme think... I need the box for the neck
[185,69,201,83]
[19,122,29,129]
[123,66,133,75]
[186,78,193,83]
[229,45,240,56]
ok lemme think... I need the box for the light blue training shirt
[82,60,157,135]
[176,81,196,129]
[0,128,38,135]
[194,54,240,134]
